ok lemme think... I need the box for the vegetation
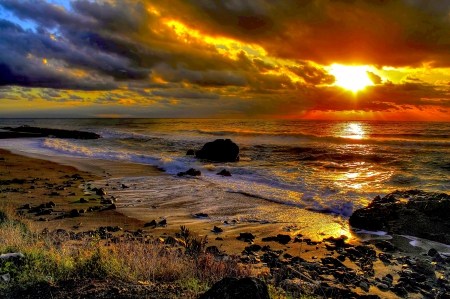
[0,205,321,298]
[0,205,254,298]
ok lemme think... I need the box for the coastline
[2,147,450,298]
[2,146,448,255]
[0,146,354,255]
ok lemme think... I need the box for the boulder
[199,277,269,299]
[237,232,256,241]
[195,139,239,162]
[186,149,195,155]
[349,190,450,244]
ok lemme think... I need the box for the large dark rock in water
[199,277,269,299]
[349,190,450,244]
[195,139,239,162]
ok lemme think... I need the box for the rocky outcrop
[195,139,239,162]
[349,190,450,244]
[1,126,101,139]
[199,277,269,299]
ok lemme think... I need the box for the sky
[1,0,450,120]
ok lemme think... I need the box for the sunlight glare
[329,64,374,92]
[343,123,365,139]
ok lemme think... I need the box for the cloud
[286,62,335,85]
[166,0,450,67]
[152,89,220,100]
[0,0,450,120]
[366,71,382,84]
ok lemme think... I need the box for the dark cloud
[154,64,247,87]
[0,0,449,119]
[165,0,450,67]
[286,62,335,85]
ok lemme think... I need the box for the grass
[0,205,254,297]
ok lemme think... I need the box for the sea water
[0,118,448,220]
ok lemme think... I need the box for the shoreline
[2,147,450,298]
[1,146,448,256]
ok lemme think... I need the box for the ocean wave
[40,139,191,174]
[370,133,450,139]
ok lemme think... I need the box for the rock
[0,253,25,262]
[212,226,223,233]
[415,259,436,276]
[237,232,255,241]
[1,273,10,282]
[80,198,88,203]
[245,244,262,252]
[96,188,107,196]
[106,204,116,210]
[121,184,130,189]
[177,168,201,177]
[359,281,370,292]
[144,220,157,227]
[322,235,348,248]
[428,248,438,257]
[375,240,397,251]
[68,209,80,217]
[376,282,389,292]
[158,219,167,226]
[349,190,450,245]
[199,277,269,299]
[217,169,232,176]
[195,139,239,162]
[261,234,291,245]
[186,149,195,155]
[1,126,101,139]
[193,213,209,218]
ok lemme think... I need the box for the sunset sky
[1,0,450,120]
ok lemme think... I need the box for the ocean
[0,118,449,221]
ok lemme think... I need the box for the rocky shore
[0,126,101,139]
[350,190,450,245]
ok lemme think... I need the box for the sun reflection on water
[342,123,365,139]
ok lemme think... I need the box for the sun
[329,64,374,92]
